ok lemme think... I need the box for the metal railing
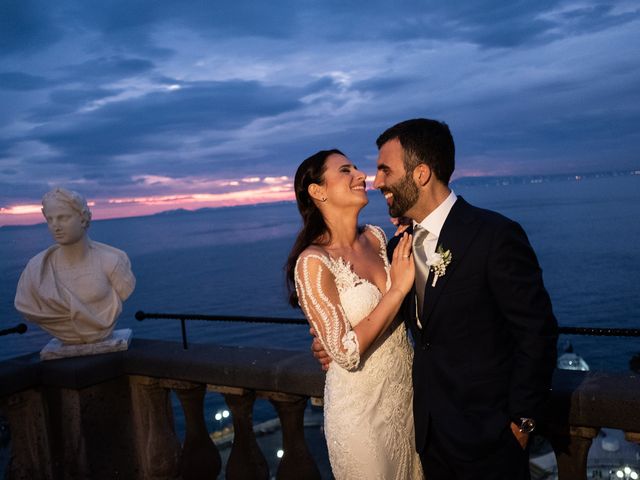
[135,310,308,349]
[135,309,640,349]
[0,323,27,337]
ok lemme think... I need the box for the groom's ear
[414,164,431,187]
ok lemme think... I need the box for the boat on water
[556,341,590,371]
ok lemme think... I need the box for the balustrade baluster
[168,381,221,479]
[222,389,269,480]
[268,393,320,480]
[548,425,599,479]
[129,376,181,479]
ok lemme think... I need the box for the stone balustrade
[1,338,639,479]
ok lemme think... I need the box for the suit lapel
[406,284,422,339]
[419,197,481,334]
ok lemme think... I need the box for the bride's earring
[309,184,327,203]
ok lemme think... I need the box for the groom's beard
[384,174,419,218]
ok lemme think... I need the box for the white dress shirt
[413,190,458,260]
[413,190,457,328]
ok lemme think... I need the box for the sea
[1,173,640,458]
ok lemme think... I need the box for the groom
[374,119,558,479]
[312,118,558,479]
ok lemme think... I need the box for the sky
[1,0,639,226]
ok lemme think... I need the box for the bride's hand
[390,232,415,296]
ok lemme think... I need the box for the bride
[285,149,424,479]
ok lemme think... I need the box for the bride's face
[320,154,368,209]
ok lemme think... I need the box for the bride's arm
[296,233,414,370]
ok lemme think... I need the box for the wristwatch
[516,417,536,434]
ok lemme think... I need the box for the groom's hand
[510,422,529,450]
[310,327,332,371]
[390,216,411,236]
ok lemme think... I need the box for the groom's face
[374,138,420,218]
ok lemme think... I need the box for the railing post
[129,376,181,479]
[41,376,138,478]
[47,386,90,479]
[548,425,599,480]
[0,389,53,480]
[268,393,320,480]
[221,389,269,480]
[169,380,221,479]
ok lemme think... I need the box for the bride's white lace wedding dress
[295,225,423,480]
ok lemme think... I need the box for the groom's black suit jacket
[388,197,558,461]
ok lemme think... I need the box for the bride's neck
[323,211,359,249]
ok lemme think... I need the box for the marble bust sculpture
[14,188,136,345]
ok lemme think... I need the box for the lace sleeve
[295,253,360,371]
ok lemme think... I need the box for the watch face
[520,418,536,434]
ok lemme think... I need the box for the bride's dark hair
[285,149,344,308]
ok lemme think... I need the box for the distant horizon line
[2,168,638,229]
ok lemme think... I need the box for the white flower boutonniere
[426,245,452,287]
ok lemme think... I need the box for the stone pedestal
[40,328,132,360]
[0,389,53,480]
[43,376,139,479]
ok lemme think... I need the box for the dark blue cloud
[560,4,640,33]
[49,87,123,106]
[0,72,53,91]
[61,57,156,83]
[0,0,62,55]
[0,179,52,204]
[312,0,639,48]
[72,1,299,39]
[352,76,418,98]
[26,87,123,121]
[26,79,307,161]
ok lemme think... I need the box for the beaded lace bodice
[294,225,391,370]
[294,225,423,480]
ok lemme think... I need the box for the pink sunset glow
[1,173,386,227]
[0,185,297,227]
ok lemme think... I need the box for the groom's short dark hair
[376,118,455,184]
